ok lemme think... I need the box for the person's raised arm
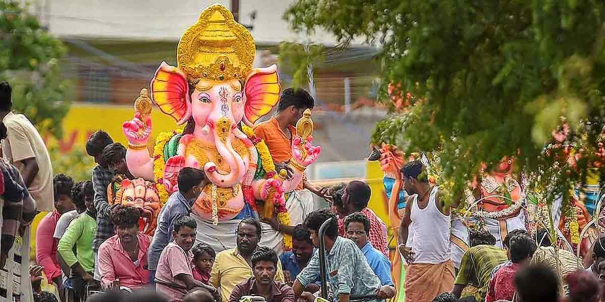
[18,158,38,187]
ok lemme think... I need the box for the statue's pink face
[117,178,161,235]
[189,79,245,134]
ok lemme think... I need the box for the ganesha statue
[121,4,320,250]
[107,176,161,236]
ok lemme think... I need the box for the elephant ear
[243,64,281,126]
[151,62,191,125]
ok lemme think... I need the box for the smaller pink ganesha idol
[121,4,320,224]
[108,176,162,236]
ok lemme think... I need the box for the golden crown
[177,4,256,82]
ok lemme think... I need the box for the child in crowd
[191,243,215,285]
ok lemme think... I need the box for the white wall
[29,0,359,46]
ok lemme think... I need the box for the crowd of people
[0,74,604,302]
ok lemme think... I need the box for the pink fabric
[338,208,389,257]
[486,263,521,302]
[98,233,152,290]
[192,267,210,284]
[35,210,62,283]
[155,242,194,302]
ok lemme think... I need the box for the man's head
[173,216,197,252]
[304,208,338,247]
[82,181,95,215]
[514,265,559,302]
[345,212,370,249]
[86,130,113,165]
[111,205,140,245]
[292,224,314,264]
[431,292,457,302]
[236,218,262,255]
[533,228,551,247]
[509,234,537,264]
[400,160,426,195]
[276,88,315,126]
[53,174,75,214]
[469,230,496,247]
[503,229,529,249]
[592,237,605,271]
[177,167,207,198]
[71,181,94,214]
[100,143,128,174]
[251,246,278,286]
[0,81,12,112]
[340,181,371,214]
[565,271,602,302]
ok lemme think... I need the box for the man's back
[2,112,53,211]
[455,245,508,299]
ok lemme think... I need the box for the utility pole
[231,0,240,22]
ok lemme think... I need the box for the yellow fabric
[210,248,285,302]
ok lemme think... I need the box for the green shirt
[58,212,97,272]
[454,245,508,300]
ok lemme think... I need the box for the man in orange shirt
[254,88,328,235]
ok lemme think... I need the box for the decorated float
[119,4,320,252]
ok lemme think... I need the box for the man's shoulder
[215,248,236,259]
[98,235,118,252]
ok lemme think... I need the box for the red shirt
[338,208,389,257]
[36,210,62,283]
[97,233,152,290]
[486,263,521,302]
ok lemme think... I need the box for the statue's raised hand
[291,136,321,168]
[123,112,152,146]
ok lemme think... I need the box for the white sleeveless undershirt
[406,186,451,264]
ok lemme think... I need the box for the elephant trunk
[203,117,247,187]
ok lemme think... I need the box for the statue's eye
[198,93,211,103]
[233,93,242,103]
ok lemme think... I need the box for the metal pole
[344,77,351,113]
[304,44,317,99]
[318,217,334,299]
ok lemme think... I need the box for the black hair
[178,167,207,193]
[0,81,12,111]
[514,265,559,302]
[332,188,344,208]
[469,230,496,247]
[86,130,114,157]
[276,88,315,112]
[34,291,58,302]
[53,174,74,202]
[305,208,338,239]
[503,229,529,248]
[509,234,537,263]
[110,205,140,228]
[174,215,197,233]
[124,289,169,302]
[192,243,216,260]
[0,122,7,140]
[401,160,424,180]
[99,143,126,168]
[292,224,312,244]
[82,180,94,201]
[71,181,86,210]
[594,236,605,258]
[534,228,551,247]
[251,246,278,268]
[346,181,371,210]
[344,212,370,234]
[431,292,457,302]
[238,218,262,239]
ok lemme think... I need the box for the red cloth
[192,267,210,285]
[486,263,521,302]
[338,208,389,257]
[97,233,152,290]
[36,210,62,283]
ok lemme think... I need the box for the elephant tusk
[201,124,211,135]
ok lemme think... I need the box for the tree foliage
[284,0,605,204]
[1,0,71,138]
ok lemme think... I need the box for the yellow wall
[365,161,395,247]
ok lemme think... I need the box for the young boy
[148,167,207,282]
[191,243,215,284]
[57,181,97,300]
[155,216,218,302]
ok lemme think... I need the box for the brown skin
[56,194,76,215]
[237,223,261,265]
[19,157,39,187]
[194,251,214,276]
[398,173,458,263]
[293,229,338,302]
[173,226,220,301]
[252,260,277,301]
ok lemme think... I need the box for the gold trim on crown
[177,4,256,82]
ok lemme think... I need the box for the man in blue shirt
[293,208,392,302]
[279,224,319,292]
[147,167,208,282]
[345,213,395,287]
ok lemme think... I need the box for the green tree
[1,0,71,138]
[284,0,605,204]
